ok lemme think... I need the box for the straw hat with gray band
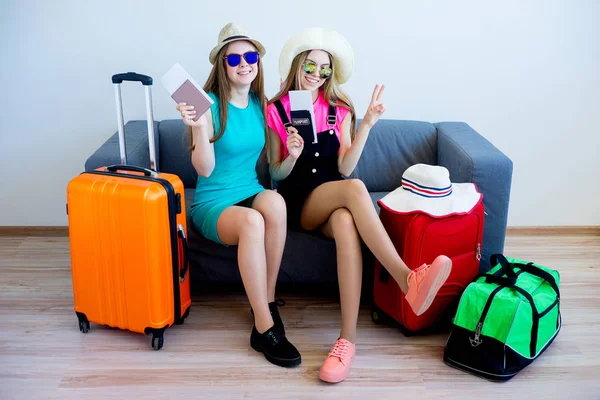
[209,23,266,65]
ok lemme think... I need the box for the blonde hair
[189,42,269,156]
[269,50,357,140]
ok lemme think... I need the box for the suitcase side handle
[177,225,189,282]
[112,72,153,86]
[105,164,157,177]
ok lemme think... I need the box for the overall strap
[274,100,292,129]
[327,105,336,126]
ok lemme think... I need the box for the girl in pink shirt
[266,27,453,383]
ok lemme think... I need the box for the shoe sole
[250,338,302,368]
[415,257,452,316]
[319,370,349,383]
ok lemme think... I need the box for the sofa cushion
[351,119,437,192]
[158,120,198,188]
[184,188,339,283]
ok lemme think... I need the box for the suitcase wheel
[152,334,164,351]
[371,309,380,323]
[76,312,90,334]
[371,305,385,325]
[79,320,90,333]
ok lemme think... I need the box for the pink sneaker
[319,338,356,383]
[405,255,452,316]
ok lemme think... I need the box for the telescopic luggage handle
[112,72,153,85]
[112,72,157,171]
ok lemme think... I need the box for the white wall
[1,0,599,226]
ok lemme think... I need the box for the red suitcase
[372,186,484,334]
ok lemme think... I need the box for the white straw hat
[279,27,354,84]
[378,164,483,216]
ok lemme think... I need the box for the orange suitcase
[66,72,191,350]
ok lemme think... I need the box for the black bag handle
[482,254,518,286]
[484,274,517,287]
[490,254,518,278]
[513,262,560,300]
[490,254,560,299]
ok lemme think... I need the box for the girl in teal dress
[176,23,301,368]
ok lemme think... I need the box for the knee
[259,191,287,222]
[240,209,265,236]
[330,208,356,233]
[345,179,369,198]
[268,191,287,217]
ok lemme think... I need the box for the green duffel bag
[444,254,561,381]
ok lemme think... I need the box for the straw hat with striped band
[378,164,482,217]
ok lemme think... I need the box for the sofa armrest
[85,120,160,171]
[435,122,513,272]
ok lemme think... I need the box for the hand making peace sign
[362,85,386,127]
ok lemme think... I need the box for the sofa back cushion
[158,120,198,188]
[350,119,438,192]
[85,121,160,172]
[158,119,271,189]
[158,118,437,192]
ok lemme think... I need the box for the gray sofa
[85,118,513,299]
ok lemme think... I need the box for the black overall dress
[273,99,344,230]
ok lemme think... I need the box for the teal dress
[190,92,266,245]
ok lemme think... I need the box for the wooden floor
[1,231,599,399]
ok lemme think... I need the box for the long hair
[189,42,269,156]
[269,50,357,140]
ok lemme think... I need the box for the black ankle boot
[250,298,286,336]
[250,325,301,368]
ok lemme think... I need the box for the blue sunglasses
[224,51,260,67]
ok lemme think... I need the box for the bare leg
[217,206,273,333]
[251,190,287,303]
[320,208,362,343]
[300,179,410,293]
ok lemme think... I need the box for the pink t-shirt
[266,91,350,159]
